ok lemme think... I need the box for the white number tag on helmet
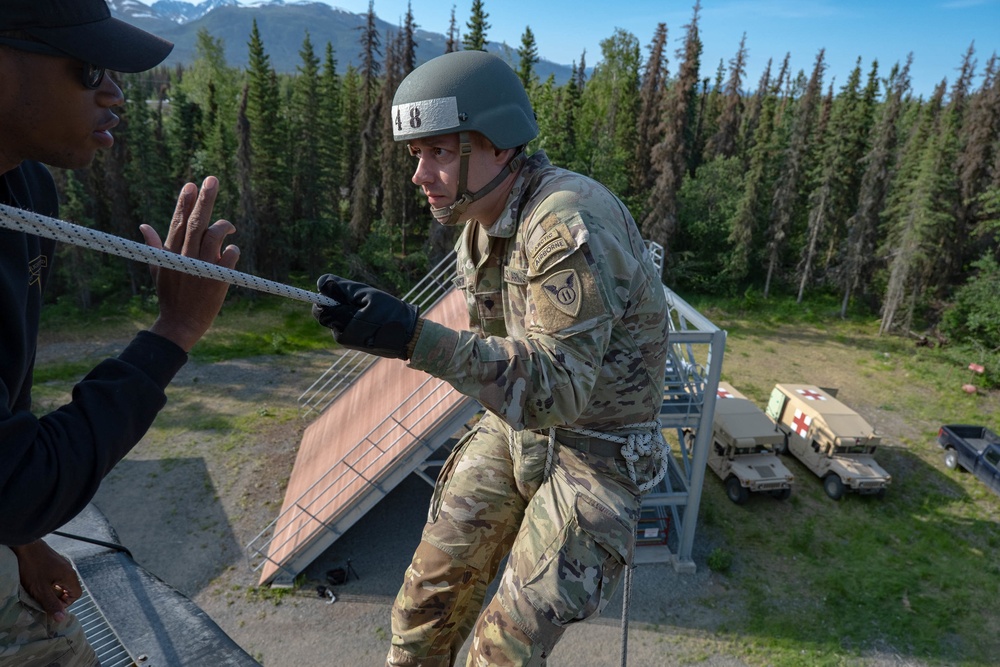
[392,96,460,139]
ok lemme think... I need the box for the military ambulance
[693,382,795,504]
[765,384,890,500]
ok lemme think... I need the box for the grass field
[688,295,999,666]
[33,292,1000,666]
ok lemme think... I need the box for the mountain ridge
[108,0,575,83]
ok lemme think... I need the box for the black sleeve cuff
[117,330,188,391]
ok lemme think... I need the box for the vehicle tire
[875,487,887,500]
[943,449,959,470]
[725,476,749,504]
[823,474,845,500]
[771,487,792,501]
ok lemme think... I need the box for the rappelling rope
[543,421,669,667]
[0,202,338,307]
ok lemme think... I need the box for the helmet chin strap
[430,132,527,226]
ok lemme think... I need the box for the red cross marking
[792,409,812,437]
[797,388,825,400]
[717,388,733,399]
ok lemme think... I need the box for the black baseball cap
[0,0,173,72]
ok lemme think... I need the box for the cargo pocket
[427,428,476,523]
[521,493,634,627]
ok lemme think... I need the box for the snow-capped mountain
[104,0,574,82]
[111,0,320,25]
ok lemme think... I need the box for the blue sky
[184,0,1000,96]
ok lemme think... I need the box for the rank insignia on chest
[541,269,581,317]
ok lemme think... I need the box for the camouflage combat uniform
[390,151,669,666]
[0,547,96,667]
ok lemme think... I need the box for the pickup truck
[937,424,1000,496]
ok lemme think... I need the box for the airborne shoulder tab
[528,222,575,273]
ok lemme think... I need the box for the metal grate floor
[68,584,134,667]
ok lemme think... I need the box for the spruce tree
[235,85,259,279]
[727,58,782,283]
[245,19,290,279]
[763,49,826,298]
[339,66,363,195]
[317,42,343,223]
[290,32,322,223]
[693,64,724,172]
[517,26,539,90]
[840,57,912,317]
[642,1,702,265]
[463,0,490,51]
[121,74,174,231]
[533,70,579,169]
[164,84,202,185]
[879,81,949,335]
[633,23,668,194]
[380,34,407,255]
[402,2,418,73]
[705,33,747,161]
[957,53,999,254]
[576,49,588,91]
[445,6,458,53]
[797,58,876,301]
[926,46,976,294]
[358,0,383,113]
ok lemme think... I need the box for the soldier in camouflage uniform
[313,50,669,666]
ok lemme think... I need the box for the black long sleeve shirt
[1,162,187,545]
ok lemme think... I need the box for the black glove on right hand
[313,275,420,360]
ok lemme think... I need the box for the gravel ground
[35,332,957,667]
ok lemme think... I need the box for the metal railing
[298,252,458,417]
[248,372,477,581]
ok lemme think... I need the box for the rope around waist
[519,422,670,493]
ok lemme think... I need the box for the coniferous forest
[47,1,1000,376]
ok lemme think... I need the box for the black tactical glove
[313,274,420,360]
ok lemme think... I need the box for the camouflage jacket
[408,151,668,432]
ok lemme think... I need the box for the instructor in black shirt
[0,2,239,665]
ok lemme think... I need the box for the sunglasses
[0,36,106,89]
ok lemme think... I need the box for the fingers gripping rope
[0,203,339,308]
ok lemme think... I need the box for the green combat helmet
[391,50,539,225]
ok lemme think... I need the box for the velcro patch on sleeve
[540,269,582,317]
[528,250,607,331]
[529,224,575,273]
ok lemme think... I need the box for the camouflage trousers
[0,546,97,667]
[388,411,653,666]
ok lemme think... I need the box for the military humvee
[690,382,795,504]
[765,384,890,499]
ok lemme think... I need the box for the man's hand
[143,176,240,352]
[11,540,82,623]
[313,275,420,359]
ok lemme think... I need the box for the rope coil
[0,202,338,308]
[570,421,670,493]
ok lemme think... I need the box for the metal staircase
[247,243,724,584]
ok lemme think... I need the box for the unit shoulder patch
[540,269,582,317]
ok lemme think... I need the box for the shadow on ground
[93,457,242,598]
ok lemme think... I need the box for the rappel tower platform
[247,244,725,586]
